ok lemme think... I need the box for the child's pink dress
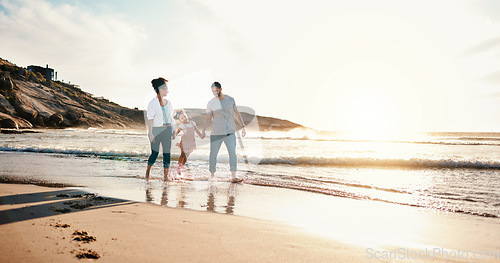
[176,121,197,154]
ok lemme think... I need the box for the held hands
[200,130,206,139]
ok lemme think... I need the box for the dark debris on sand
[72,230,97,243]
[84,193,96,198]
[64,201,92,210]
[56,193,97,198]
[54,193,109,211]
[52,223,71,228]
[0,175,78,188]
[75,249,100,259]
[50,206,72,213]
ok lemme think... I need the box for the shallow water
[1,128,499,219]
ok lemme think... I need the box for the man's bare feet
[231,178,243,183]
[208,173,215,181]
[230,171,243,183]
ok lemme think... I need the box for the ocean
[1,128,499,222]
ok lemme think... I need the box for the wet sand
[0,183,373,262]
[1,183,499,262]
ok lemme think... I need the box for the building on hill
[27,64,55,81]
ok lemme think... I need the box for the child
[173,109,203,176]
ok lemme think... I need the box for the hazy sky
[1,0,499,132]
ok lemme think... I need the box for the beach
[2,0,500,261]
[1,129,500,262]
[2,183,500,262]
[1,183,373,262]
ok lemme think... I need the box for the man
[201,82,246,182]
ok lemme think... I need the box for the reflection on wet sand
[177,183,187,208]
[225,183,236,214]
[205,182,237,215]
[146,181,188,208]
[206,183,216,212]
[146,182,153,203]
[160,182,167,206]
[145,180,239,215]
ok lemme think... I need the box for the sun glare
[335,86,414,141]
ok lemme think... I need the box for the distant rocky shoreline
[0,57,304,132]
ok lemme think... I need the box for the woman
[145,77,175,181]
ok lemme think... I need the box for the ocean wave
[63,128,146,136]
[454,136,500,142]
[261,173,413,195]
[1,146,499,170]
[258,136,500,146]
[0,146,150,160]
[242,176,499,219]
[257,156,500,169]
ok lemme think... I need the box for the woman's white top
[147,96,174,127]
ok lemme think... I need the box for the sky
[1,0,499,133]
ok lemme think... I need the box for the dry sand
[1,183,499,262]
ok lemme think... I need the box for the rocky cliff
[0,57,304,131]
[0,58,144,129]
[181,108,304,132]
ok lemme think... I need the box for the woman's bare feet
[163,168,170,181]
[145,165,153,181]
